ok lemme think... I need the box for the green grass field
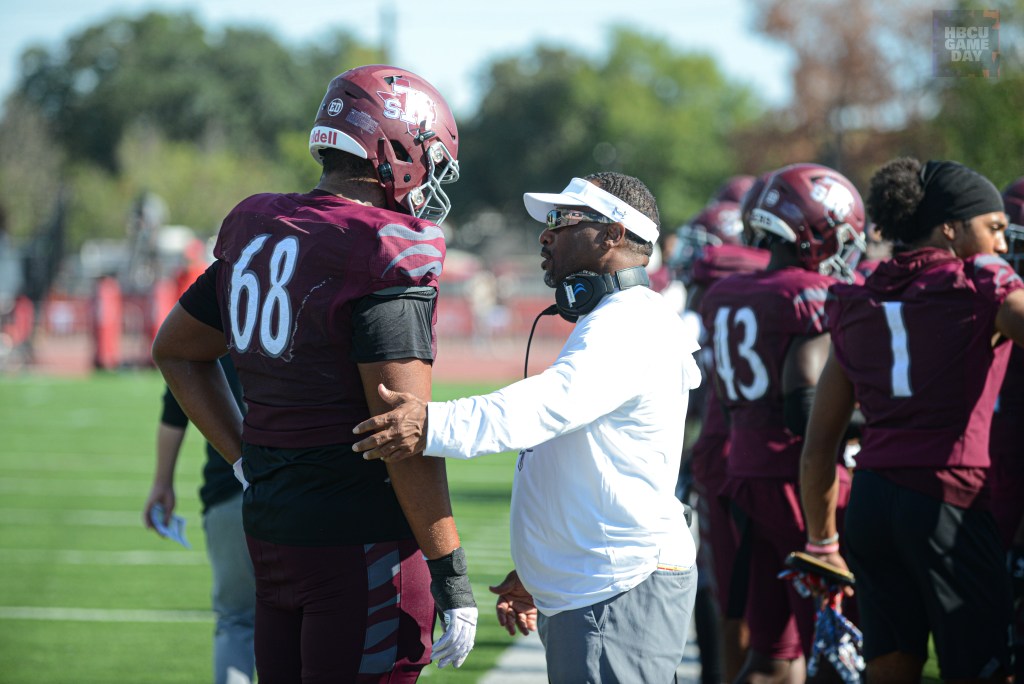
[0,372,946,683]
[0,372,516,683]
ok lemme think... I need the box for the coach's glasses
[546,208,616,231]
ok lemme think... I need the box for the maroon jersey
[991,346,1024,545]
[702,267,836,480]
[828,248,1022,473]
[689,244,769,492]
[213,190,445,448]
[690,244,770,289]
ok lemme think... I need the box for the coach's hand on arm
[351,384,427,462]
[489,569,537,636]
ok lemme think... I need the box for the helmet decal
[810,177,856,225]
[378,77,438,137]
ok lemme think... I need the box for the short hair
[320,148,377,180]
[583,171,658,256]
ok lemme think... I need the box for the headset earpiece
[553,267,650,322]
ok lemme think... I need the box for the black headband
[913,160,1004,231]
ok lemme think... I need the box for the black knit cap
[913,160,1004,231]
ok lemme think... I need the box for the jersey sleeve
[370,222,446,289]
[350,288,436,363]
[789,282,831,336]
[178,260,224,331]
[969,254,1024,305]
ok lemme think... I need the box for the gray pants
[538,567,696,683]
[204,491,256,684]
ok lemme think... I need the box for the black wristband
[426,547,476,611]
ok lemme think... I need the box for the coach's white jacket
[425,286,701,615]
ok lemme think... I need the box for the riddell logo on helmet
[310,127,338,146]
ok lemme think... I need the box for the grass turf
[0,372,946,682]
[0,372,516,683]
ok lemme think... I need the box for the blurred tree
[739,0,934,189]
[4,11,379,254]
[0,99,63,241]
[452,28,760,241]
[12,12,379,171]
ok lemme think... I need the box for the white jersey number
[882,301,913,397]
[713,306,770,401]
[228,234,299,357]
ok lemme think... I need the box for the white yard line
[0,606,212,623]
[0,549,205,565]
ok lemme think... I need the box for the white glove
[232,458,249,491]
[432,606,477,669]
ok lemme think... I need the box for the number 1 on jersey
[882,301,913,397]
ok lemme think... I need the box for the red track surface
[23,332,567,384]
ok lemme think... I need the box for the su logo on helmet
[810,177,855,223]
[378,78,437,135]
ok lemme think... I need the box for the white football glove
[232,458,249,491]
[432,606,477,669]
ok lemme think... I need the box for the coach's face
[539,208,606,288]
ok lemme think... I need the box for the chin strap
[376,138,400,214]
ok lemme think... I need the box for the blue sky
[2,0,793,116]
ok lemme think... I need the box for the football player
[701,163,865,682]
[802,158,1024,683]
[681,192,770,681]
[996,176,1024,682]
[713,174,757,204]
[152,65,476,682]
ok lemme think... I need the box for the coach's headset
[554,267,650,323]
[524,266,650,378]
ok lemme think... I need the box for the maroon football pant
[245,536,435,683]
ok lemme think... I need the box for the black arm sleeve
[350,287,436,363]
[844,407,865,442]
[160,385,189,428]
[178,260,224,331]
[783,386,816,437]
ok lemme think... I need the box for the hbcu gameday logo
[377,77,437,137]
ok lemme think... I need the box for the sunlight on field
[0,372,511,683]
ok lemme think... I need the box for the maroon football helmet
[738,173,771,249]
[713,175,757,204]
[745,163,866,282]
[672,201,744,281]
[309,65,460,223]
[1003,176,1024,272]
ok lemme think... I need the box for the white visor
[523,177,659,243]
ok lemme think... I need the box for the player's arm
[781,332,831,436]
[143,418,187,530]
[356,358,460,559]
[358,358,477,668]
[151,303,242,465]
[799,350,855,575]
[995,288,1024,345]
